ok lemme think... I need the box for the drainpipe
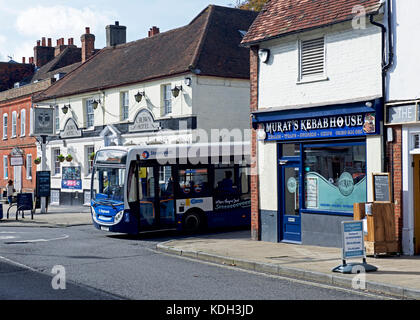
[369,0,394,174]
[369,0,394,195]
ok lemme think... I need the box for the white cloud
[16,5,114,44]
[0,34,9,61]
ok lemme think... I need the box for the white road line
[0,255,39,272]
[0,236,17,240]
[7,235,69,244]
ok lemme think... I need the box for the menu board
[36,171,51,198]
[372,173,391,202]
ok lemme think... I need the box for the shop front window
[303,143,366,213]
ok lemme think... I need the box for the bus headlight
[114,210,125,224]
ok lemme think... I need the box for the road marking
[5,235,69,244]
[150,248,395,300]
[0,255,39,272]
[0,236,17,240]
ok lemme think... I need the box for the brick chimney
[81,27,95,63]
[54,37,76,57]
[148,26,160,37]
[106,21,126,47]
[33,38,55,68]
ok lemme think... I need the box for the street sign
[342,221,365,259]
[32,107,56,136]
[332,220,377,274]
[36,171,51,197]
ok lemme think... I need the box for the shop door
[414,155,420,254]
[280,163,301,243]
[14,166,22,192]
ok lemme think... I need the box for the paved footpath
[2,204,420,300]
[0,204,91,227]
[157,232,420,300]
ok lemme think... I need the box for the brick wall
[250,45,260,241]
[386,125,403,251]
[0,96,37,193]
[0,62,34,92]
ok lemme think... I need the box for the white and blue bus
[90,142,251,234]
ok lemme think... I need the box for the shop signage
[386,104,417,125]
[263,113,377,141]
[62,166,82,190]
[33,107,55,136]
[60,118,82,139]
[287,177,297,193]
[129,109,159,133]
[17,193,33,211]
[341,221,365,259]
[10,156,24,166]
[36,171,51,197]
[372,173,391,202]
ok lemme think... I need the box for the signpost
[332,221,377,274]
[31,106,56,213]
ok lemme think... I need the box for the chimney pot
[37,40,41,46]
[48,38,52,47]
[148,26,160,37]
[85,27,90,34]
[115,21,119,26]
[41,37,46,46]
[22,57,26,64]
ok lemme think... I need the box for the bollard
[0,203,3,220]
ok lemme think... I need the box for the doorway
[280,162,301,243]
[413,155,420,254]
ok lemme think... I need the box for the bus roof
[96,141,250,163]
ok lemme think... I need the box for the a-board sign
[372,173,391,203]
[342,221,365,259]
[36,171,51,198]
[17,193,33,211]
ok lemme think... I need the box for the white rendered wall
[387,0,420,101]
[258,21,383,110]
[366,135,384,202]
[258,141,278,211]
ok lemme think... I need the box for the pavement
[1,204,420,299]
[0,204,91,227]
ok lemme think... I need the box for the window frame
[301,141,367,216]
[26,154,32,180]
[20,109,26,137]
[162,84,172,116]
[52,148,61,176]
[86,145,95,176]
[85,99,95,129]
[3,156,8,179]
[3,113,8,139]
[11,111,17,138]
[121,91,130,121]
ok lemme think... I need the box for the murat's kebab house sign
[263,112,377,141]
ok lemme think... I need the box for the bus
[90,142,251,234]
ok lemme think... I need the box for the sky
[0,0,238,63]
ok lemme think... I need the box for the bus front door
[138,165,158,229]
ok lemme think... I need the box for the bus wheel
[183,211,202,233]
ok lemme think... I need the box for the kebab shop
[252,99,383,247]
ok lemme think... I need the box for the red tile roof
[241,0,383,46]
